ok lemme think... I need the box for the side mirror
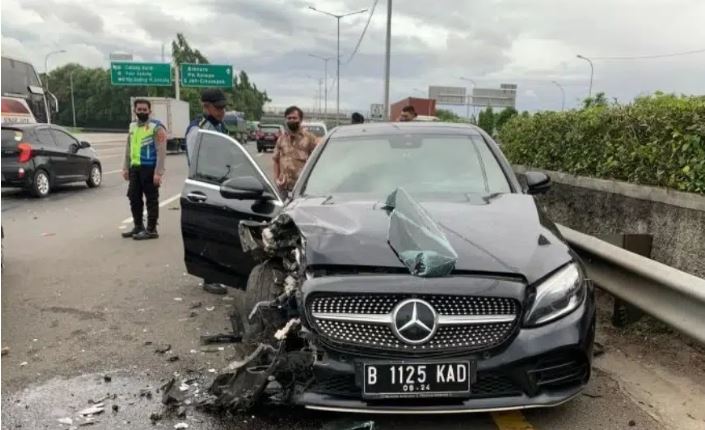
[28,85,45,95]
[220,176,266,200]
[79,141,91,149]
[48,92,59,113]
[525,171,551,195]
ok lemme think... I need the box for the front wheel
[86,164,102,188]
[234,260,285,343]
[30,169,51,198]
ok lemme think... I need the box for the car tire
[86,164,102,188]
[235,260,285,343]
[30,169,51,198]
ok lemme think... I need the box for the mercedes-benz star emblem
[391,299,438,345]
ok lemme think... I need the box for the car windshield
[261,126,280,133]
[305,125,325,137]
[303,133,511,197]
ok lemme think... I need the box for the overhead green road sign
[181,64,232,88]
[111,62,171,86]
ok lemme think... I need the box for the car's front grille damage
[308,294,520,353]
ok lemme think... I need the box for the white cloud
[2,0,704,113]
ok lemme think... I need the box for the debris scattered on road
[222,296,234,301]
[139,389,153,400]
[112,404,119,413]
[322,420,377,430]
[144,341,153,346]
[582,392,603,398]
[593,341,605,357]
[174,297,183,302]
[57,417,73,425]
[189,311,198,318]
[155,344,172,354]
[1,347,9,356]
[19,361,28,367]
[168,355,180,362]
[174,423,189,429]
[628,419,636,426]
[78,403,105,416]
[149,412,162,423]
[190,301,202,309]
[200,333,241,345]
[208,368,216,373]
[78,421,97,427]
[103,375,112,383]
[190,349,198,354]
[41,232,56,237]
[205,306,215,312]
[177,406,187,418]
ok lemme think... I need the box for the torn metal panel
[386,188,458,277]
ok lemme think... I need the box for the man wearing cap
[185,89,228,165]
[183,89,231,295]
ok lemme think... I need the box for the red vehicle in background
[256,124,283,153]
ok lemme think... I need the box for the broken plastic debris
[208,368,216,373]
[174,423,189,429]
[190,301,202,309]
[19,361,28,367]
[1,347,9,356]
[58,417,73,425]
[173,297,183,302]
[200,333,240,345]
[154,344,171,354]
[274,318,301,341]
[322,420,376,430]
[205,306,215,312]
[78,403,105,416]
[386,187,457,277]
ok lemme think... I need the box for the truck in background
[1,56,57,125]
[390,97,437,122]
[223,111,249,143]
[129,97,190,152]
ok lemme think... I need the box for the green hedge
[498,94,705,194]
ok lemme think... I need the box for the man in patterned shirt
[272,106,318,195]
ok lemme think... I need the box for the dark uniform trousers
[127,166,159,229]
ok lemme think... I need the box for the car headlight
[524,263,586,326]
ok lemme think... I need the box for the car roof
[329,121,484,138]
[1,123,67,132]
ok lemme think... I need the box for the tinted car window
[194,133,259,185]
[51,129,78,151]
[1,129,23,150]
[304,134,512,197]
[35,128,56,147]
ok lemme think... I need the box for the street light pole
[383,0,392,121]
[576,54,594,98]
[309,54,333,117]
[459,77,476,120]
[44,49,66,124]
[309,6,368,125]
[70,71,77,128]
[552,80,565,111]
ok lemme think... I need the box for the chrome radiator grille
[308,294,520,353]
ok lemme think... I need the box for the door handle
[186,192,207,203]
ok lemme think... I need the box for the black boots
[121,225,144,238]
[133,228,159,240]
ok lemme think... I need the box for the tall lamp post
[459,76,477,120]
[70,71,77,128]
[383,0,392,121]
[308,54,334,117]
[552,80,565,111]
[44,49,66,124]
[309,6,368,125]
[576,54,594,98]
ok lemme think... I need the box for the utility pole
[70,71,77,128]
[383,0,392,120]
[576,54,594,98]
[309,54,333,117]
[309,6,368,125]
[459,77,476,120]
[552,80,565,111]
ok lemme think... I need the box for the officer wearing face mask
[273,105,318,194]
[185,89,229,165]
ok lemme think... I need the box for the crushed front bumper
[294,294,595,414]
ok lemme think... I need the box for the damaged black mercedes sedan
[180,122,595,414]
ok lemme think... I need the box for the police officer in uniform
[185,89,228,165]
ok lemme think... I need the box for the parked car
[1,123,102,197]
[302,121,328,138]
[180,123,595,413]
[256,124,283,153]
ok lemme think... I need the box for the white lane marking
[104,169,123,175]
[256,153,263,158]
[119,193,181,225]
[99,154,124,160]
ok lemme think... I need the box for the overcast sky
[3,0,704,115]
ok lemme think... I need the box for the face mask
[136,112,149,122]
[287,121,300,132]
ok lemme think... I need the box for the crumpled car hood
[286,194,573,284]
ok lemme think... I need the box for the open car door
[181,130,283,288]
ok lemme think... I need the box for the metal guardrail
[558,224,705,344]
